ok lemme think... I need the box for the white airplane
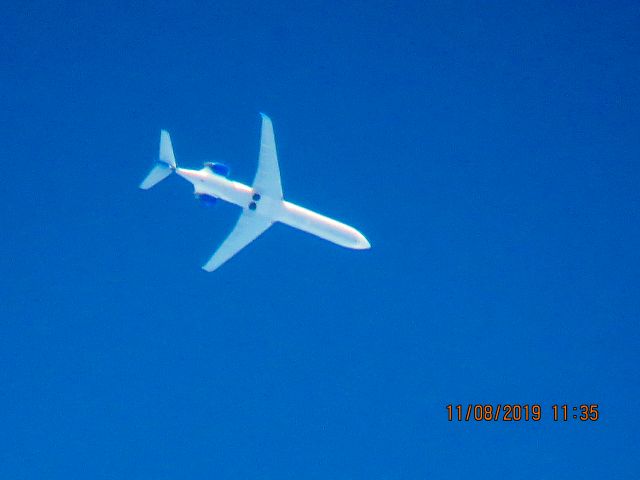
[140,113,371,271]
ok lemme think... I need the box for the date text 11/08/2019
[445,404,600,422]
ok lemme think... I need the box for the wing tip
[201,259,219,272]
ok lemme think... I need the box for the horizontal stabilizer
[159,130,176,168]
[139,130,177,189]
[139,162,173,190]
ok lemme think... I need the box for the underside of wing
[252,113,283,200]
[202,211,272,272]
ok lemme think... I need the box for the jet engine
[204,162,230,177]
[196,193,218,206]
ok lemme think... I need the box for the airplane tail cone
[139,130,177,190]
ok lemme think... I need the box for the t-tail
[139,130,177,189]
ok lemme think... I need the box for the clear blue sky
[1,1,639,478]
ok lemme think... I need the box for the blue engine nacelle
[204,162,231,177]
[197,193,218,206]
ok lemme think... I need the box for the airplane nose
[354,231,371,249]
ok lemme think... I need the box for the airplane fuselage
[176,167,370,250]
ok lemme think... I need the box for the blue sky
[1,1,639,478]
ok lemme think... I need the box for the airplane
[139,113,371,271]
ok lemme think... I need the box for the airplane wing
[202,211,272,272]
[252,113,283,200]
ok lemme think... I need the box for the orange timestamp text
[446,404,600,422]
